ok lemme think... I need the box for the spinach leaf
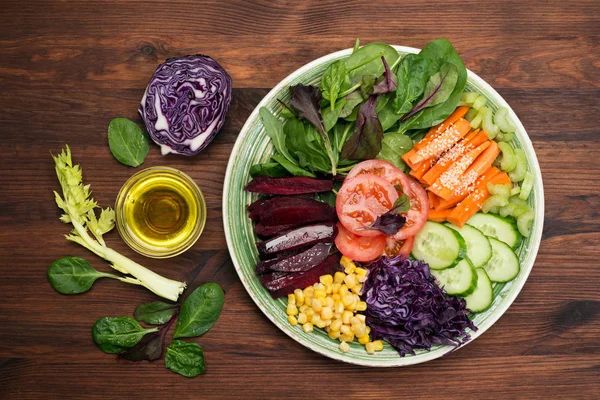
[271,154,315,177]
[401,62,458,121]
[48,256,119,295]
[322,98,346,132]
[165,340,206,378]
[373,57,398,94]
[360,75,376,98]
[377,99,403,131]
[120,310,178,361]
[339,90,363,118]
[393,54,430,114]
[259,107,297,166]
[320,60,346,111]
[134,301,178,325]
[249,162,289,177]
[107,118,149,167]
[92,316,158,354]
[345,42,400,78]
[341,96,384,160]
[376,132,413,172]
[174,282,225,338]
[333,122,353,153]
[285,119,331,173]
[314,191,337,207]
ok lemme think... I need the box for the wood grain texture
[1,0,599,398]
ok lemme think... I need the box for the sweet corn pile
[286,256,383,354]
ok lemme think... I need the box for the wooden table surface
[1,1,599,399]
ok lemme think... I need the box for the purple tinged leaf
[358,192,410,235]
[119,311,178,362]
[373,57,399,95]
[340,95,384,160]
[289,84,326,135]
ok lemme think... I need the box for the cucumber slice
[464,269,493,312]
[483,238,520,282]
[466,213,522,249]
[431,258,478,296]
[445,223,492,269]
[411,221,467,270]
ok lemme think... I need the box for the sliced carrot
[428,208,452,222]
[407,118,471,167]
[412,106,471,151]
[463,140,500,178]
[427,191,439,210]
[410,159,434,181]
[436,167,501,211]
[447,172,511,227]
[428,141,492,200]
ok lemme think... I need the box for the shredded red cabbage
[362,256,476,356]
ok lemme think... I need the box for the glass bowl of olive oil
[115,166,206,258]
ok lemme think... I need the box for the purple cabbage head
[139,55,232,156]
[362,256,476,357]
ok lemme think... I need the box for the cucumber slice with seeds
[411,221,467,270]
[431,258,478,296]
[466,213,522,249]
[483,238,520,282]
[445,223,492,269]
[464,269,494,312]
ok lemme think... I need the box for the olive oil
[116,167,206,258]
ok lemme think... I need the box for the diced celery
[499,203,517,218]
[493,107,516,133]
[457,101,470,106]
[509,149,527,182]
[470,112,483,129]
[481,107,499,139]
[472,95,488,111]
[519,171,535,200]
[512,205,531,218]
[482,194,509,213]
[517,211,534,237]
[495,132,515,142]
[487,183,511,198]
[510,186,521,196]
[509,195,528,207]
[462,92,479,104]
[498,142,517,172]
[465,107,479,122]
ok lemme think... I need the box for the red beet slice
[255,242,332,274]
[261,254,342,298]
[254,223,296,238]
[259,198,335,227]
[256,223,337,256]
[245,176,333,195]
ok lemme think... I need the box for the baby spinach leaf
[373,57,398,94]
[249,162,289,178]
[320,60,346,111]
[134,301,178,325]
[107,118,149,167]
[92,316,158,354]
[341,96,383,160]
[393,54,431,115]
[322,98,346,132]
[271,154,315,177]
[259,107,297,166]
[345,42,400,78]
[174,282,225,338]
[339,90,363,118]
[376,132,413,172]
[165,340,206,378]
[120,310,178,361]
[285,119,331,173]
[48,256,119,295]
[360,75,376,98]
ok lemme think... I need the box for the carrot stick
[413,106,471,151]
[408,118,471,166]
[428,141,492,200]
[436,167,501,211]
[428,208,452,222]
[463,140,500,178]
[447,172,511,227]
[427,191,439,210]
[410,159,434,181]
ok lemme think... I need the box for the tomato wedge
[384,235,415,257]
[334,223,387,262]
[345,160,429,240]
[336,174,398,237]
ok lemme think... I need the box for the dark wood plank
[1,0,599,399]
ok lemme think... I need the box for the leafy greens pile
[251,39,467,176]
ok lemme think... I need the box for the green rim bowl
[223,45,544,367]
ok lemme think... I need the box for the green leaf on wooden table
[174,282,225,338]
[47,256,119,294]
[165,340,206,378]
[107,117,150,167]
[92,316,158,354]
[134,301,179,325]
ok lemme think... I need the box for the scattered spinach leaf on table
[107,117,149,167]
[47,256,123,295]
[165,340,206,378]
[174,282,225,338]
[92,316,158,354]
[134,301,179,325]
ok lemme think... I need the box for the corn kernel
[372,340,384,351]
[365,326,371,335]
[358,334,370,345]
[330,319,343,332]
[365,342,375,354]
[320,274,333,286]
[334,271,346,284]
[325,297,334,308]
[302,323,313,333]
[334,300,345,314]
[299,304,308,313]
[340,332,354,342]
[303,287,314,297]
[314,283,325,291]
[321,307,333,320]
[331,283,341,295]
[304,308,315,319]
[344,274,357,289]
[304,297,313,308]
[287,315,298,326]
[294,289,304,304]
[339,341,350,353]
[324,319,332,326]
[340,256,354,269]
[355,267,368,277]
[352,325,366,338]
[356,314,366,323]
[339,285,349,297]
[325,284,332,295]
[311,314,322,325]
[287,294,296,306]
[351,283,363,295]
[342,293,354,307]
[350,316,360,326]
[344,265,356,275]
[356,301,367,311]
[340,324,352,335]
[297,313,307,324]
[342,310,353,324]
[319,297,326,307]
[328,330,341,340]
[311,298,322,312]
[316,319,327,329]
[314,289,326,299]
[332,293,341,301]
[286,304,298,316]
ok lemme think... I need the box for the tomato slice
[334,223,387,262]
[384,235,415,257]
[336,174,398,237]
[346,160,429,240]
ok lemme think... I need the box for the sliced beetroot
[259,198,335,226]
[256,223,337,256]
[261,254,342,298]
[256,242,332,274]
[245,176,333,195]
[254,223,296,238]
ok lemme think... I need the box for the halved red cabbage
[139,55,232,156]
